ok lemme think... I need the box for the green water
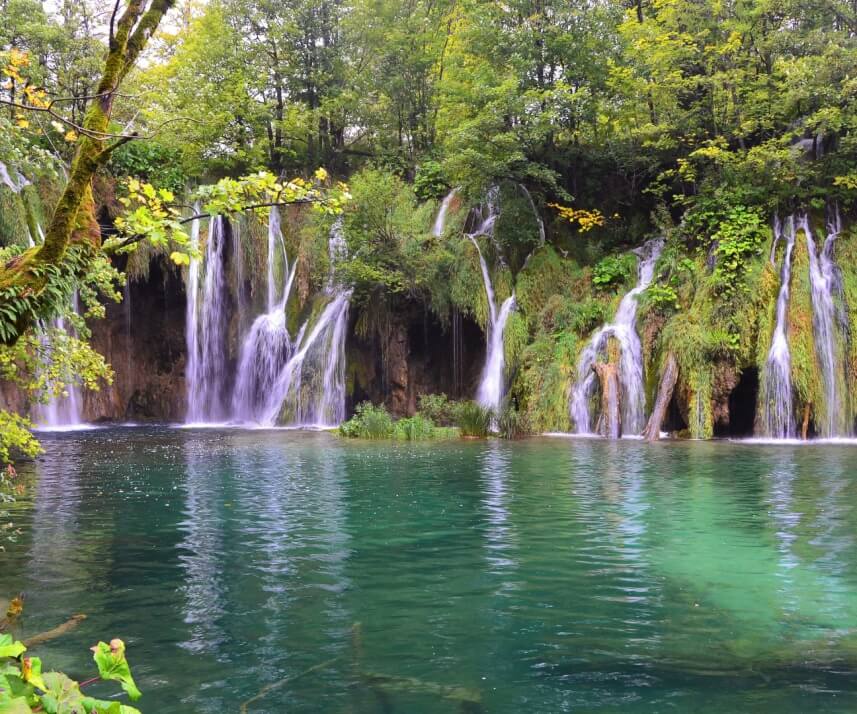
[4,428,857,712]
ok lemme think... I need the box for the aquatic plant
[339,402,394,439]
[455,401,493,438]
[0,634,142,713]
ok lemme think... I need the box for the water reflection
[6,432,857,713]
[178,436,229,655]
[478,442,518,574]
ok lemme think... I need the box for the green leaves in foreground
[0,634,142,713]
[91,640,141,701]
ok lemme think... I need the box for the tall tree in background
[0,0,177,342]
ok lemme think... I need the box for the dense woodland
[1,0,857,459]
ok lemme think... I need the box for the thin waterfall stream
[804,208,848,437]
[760,216,797,438]
[232,207,296,423]
[259,219,351,427]
[432,188,459,237]
[465,188,516,413]
[569,238,664,437]
[35,292,84,429]
[185,213,231,424]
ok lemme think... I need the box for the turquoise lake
[4,427,857,712]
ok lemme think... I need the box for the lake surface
[4,428,857,712]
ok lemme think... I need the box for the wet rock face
[346,307,485,417]
[85,259,187,422]
[712,362,740,432]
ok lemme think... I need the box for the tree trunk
[643,352,678,441]
[594,361,621,439]
[0,0,175,345]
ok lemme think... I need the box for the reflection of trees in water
[24,437,116,620]
[766,448,857,637]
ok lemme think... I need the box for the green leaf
[0,695,32,713]
[81,697,142,714]
[90,641,140,701]
[39,672,84,714]
[0,637,25,660]
[20,658,46,693]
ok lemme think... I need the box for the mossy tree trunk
[0,0,175,345]
[643,352,678,441]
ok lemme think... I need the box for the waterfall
[469,235,515,412]
[185,214,231,423]
[258,220,351,428]
[760,216,797,438]
[124,275,133,392]
[0,161,27,193]
[35,293,84,429]
[432,188,459,237]
[231,208,297,423]
[517,184,545,245]
[803,207,849,437]
[569,238,664,436]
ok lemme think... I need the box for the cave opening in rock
[720,367,759,437]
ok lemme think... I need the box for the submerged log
[23,613,86,647]
[361,671,483,712]
[594,361,621,439]
[643,352,678,442]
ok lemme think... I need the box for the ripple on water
[5,429,857,712]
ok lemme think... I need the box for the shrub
[417,393,457,426]
[455,401,493,438]
[339,402,394,439]
[393,414,437,440]
[497,403,531,439]
[109,140,187,195]
[592,253,636,290]
[413,160,448,201]
[641,284,680,313]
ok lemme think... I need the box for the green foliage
[592,254,636,290]
[393,414,437,440]
[497,402,530,439]
[108,142,187,195]
[0,413,40,466]
[339,402,395,439]
[417,393,456,426]
[0,635,141,713]
[455,401,492,438]
[339,401,458,440]
[641,284,680,313]
[710,207,769,299]
[413,161,448,201]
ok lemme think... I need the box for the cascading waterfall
[517,183,545,245]
[123,276,133,389]
[803,208,849,437]
[569,238,664,437]
[432,188,459,237]
[760,216,797,438]
[469,235,515,412]
[231,207,297,423]
[0,161,27,193]
[258,219,351,428]
[35,292,84,429]
[185,213,231,423]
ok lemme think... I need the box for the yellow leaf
[16,117,29,129]
[64,129,78,142]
